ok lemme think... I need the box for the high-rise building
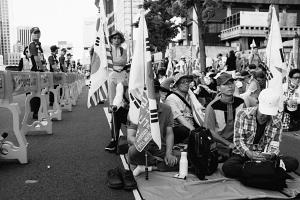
[114,0,143,39]
[17,26,32,48]
[0,0,11,65]
[82,17,96,65]
[13,41,24,53]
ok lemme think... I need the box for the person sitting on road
[282,69,300,132]
[157,68,167,84]
[222,88,299,178]
[204,72,245,160]
[165,73,195,144]
[127,79,178,176]
[159,77,174,102]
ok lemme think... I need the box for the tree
[170,0,222,72]
[135,0,180,57]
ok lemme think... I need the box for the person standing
[108,31,127,106]
[105,31,128,150]
[48,45,60,107]
[18,46,36,72]
[225,50,236,72]
[59,48,67,72]
[28,27,45,119]
[48,45,60,72]
[249,47,261,69]
[65,53,73,72]
[29,27,46,72]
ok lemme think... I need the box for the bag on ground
[240,157,290,191]
[188,127,218,180]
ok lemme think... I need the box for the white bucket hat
[258,88,281,116]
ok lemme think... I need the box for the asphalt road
[0,87,135,200]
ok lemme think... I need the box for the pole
[145,151,149,180]
[130,0,134,55]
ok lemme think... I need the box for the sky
[9,0,98,60]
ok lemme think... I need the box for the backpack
[188,127,219,180]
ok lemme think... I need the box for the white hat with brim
[258,88,280,116]
[258,104,278,116]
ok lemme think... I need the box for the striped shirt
[233,106,282,156]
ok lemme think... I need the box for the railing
[0,71,85,164]
[220,25,300,40]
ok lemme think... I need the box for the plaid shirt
[233,107,282,157]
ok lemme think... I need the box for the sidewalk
[0,87,134,200]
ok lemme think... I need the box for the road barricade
[0,71,85,164]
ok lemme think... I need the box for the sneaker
[121,169,137,190]
[105,140,116,152]
[107,167,123,189]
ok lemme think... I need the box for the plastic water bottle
[179,151,188,178]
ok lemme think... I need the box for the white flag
[266,6,287,111]
[131,11,161,151]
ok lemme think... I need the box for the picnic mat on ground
[134,165,300,200]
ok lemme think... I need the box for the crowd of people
[105,29,300,188]
[16,26,85,119]
[17,27,85,74]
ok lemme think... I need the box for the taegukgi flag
[130,10,161,152]
[266,5,287,110]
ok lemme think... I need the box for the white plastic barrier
[0,71,29,164]
[21,72,53,135]
[0,71,85,164]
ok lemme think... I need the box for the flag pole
[141,9,149,181]
[145,151,149,180]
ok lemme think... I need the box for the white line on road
[103,107,142,200]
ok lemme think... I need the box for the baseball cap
[50,45,59,52]
[30,27,40,34]
[258,88,281,116]
[216,73,235,86]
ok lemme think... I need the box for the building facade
[0,0,11,64]
[5,52,21,66]
[185,0,300,50]
[114,0,144,40]
[17,26,32,48]
[13,41,24,54]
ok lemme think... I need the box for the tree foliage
[167,0,222,71]
[137,0,180,54]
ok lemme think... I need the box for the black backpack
[188,127,218,180]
